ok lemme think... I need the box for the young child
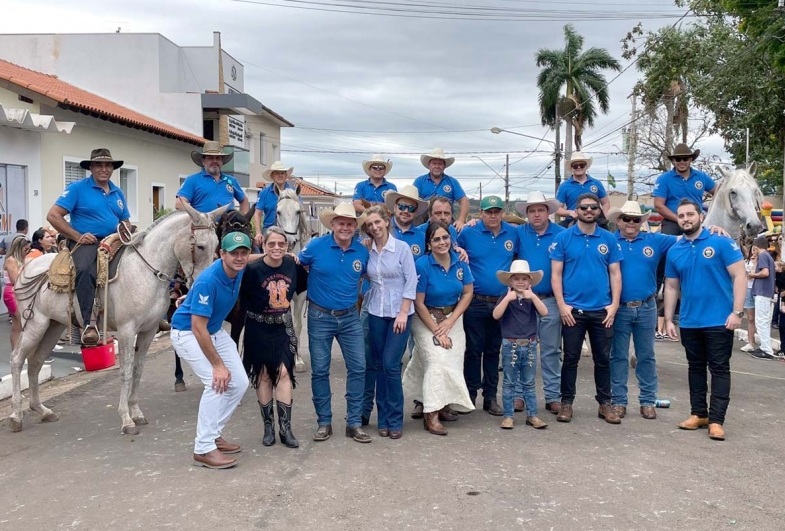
[493,260,548,430]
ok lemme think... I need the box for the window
[259,133,268,165]
[118,167,138,222]
[64,161,85,188]
[272,143,280,162]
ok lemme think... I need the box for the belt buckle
[627,300,642,308]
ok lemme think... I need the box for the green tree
[535,23,621,176]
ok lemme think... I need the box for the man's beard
[681,222,700,236]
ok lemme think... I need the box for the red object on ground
[81,340,116,371]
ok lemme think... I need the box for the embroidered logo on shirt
[703,247,715,258]
[411,244,421,255]
[117,199,124,209]
[590,185,599,193]
[694,181,704,190]
[457,268,464,280]
[352,259,362,272]
[643,246,654,257]
[548,242,558,253]
[198,294,210,305]
[504,240,514,251]
[61,190,69,197]
[598,244,609,255]
[226,184,234,193]
[731,241,740,251]
[443,185,452,193]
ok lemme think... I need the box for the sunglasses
[430,235,451,243]
[620,216,642,223]
[577,204,600,211]
[266,241,288,248]
[370,165,386,171]
[672,156,692,163]
[571,163,587,170]
[397,203,418,213]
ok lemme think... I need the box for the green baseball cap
[221,231,252,252]
[480,196,504,211]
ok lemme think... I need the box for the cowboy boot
[423,411,447,436]
[277,401,299,449]
[258,400,276,446]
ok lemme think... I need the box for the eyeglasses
[430,235,451,243]
[397,203,418,213]
[266,241,288,248]
[672,156,692,163]
[370,165,386,171]
[577,204,600,211]
[571,163,587,170]
[620,216,642,223]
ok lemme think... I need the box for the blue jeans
[307,307,366,427]
[502,339,539,417]
[369,314,412,430]
[610,298,658,407]
[360,301,375,419]
[536,296,562,403]
[463,298,502,402]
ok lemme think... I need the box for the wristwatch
[733,310,744,317]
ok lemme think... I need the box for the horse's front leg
[129,328,157,425]
[27,323,65,423]
[116,329,138,434]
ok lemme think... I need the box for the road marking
[659,359,785,381]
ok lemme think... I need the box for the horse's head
[217,205,255,240]
[275,187,306,248]
[717,164,763,238]
[178,202,229,285]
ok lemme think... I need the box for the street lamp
[491,127,562,195]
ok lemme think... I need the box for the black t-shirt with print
[240,256,307,315]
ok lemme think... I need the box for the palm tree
[536,24,621,177]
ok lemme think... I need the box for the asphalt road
[1,329,784,531]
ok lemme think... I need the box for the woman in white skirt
[402,221,475,435]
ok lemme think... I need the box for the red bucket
[81,339,116,371]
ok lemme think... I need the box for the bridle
[275,195,302,244]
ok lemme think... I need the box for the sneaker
[772,350,785,359]
[749,349,775,360]
[53,345,64,351]
[655,332,664,341]
[740,343,756,352]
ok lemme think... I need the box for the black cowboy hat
[80,148,123,170]
[667,143,700,161]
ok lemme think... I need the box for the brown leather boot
[193,449,237,469]
[640,406,656,420]
[514,398,525,412]
[546,401,561,414]
[556,403,573,422]
[215,437,241,454]
[525,416,548,429]
[678,415,709,430]
[598,403,622,424]
[612,405,626,418]
[423,411,447,435]
[81,326,100,346]
[708,423,725,441]
[438,406,458,422]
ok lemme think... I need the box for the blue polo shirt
[412,173,466,203]
[255,182,296,231]
[516,221,565,297]
[417,221,458,242]
[299,234,369,310]
[652,168,715,213]
[177,170,246,213]
[458,221,518,296]
[616,231,677,303]
[416,250,474,307]
[54,176,131,238]
[665,228,743,328]
[170,259,244,334]
[556,175,608,210]
[353,179,397,204]
[392,218,426,258]
[550,225,623,311]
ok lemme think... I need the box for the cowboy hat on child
[496,260,543,287]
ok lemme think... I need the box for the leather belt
[427,304,456,316]
[623,294,655,308]
[536,293,554,299]
[308,300,356,317]
[246,311,287,324]
[474,294,499,303]
[504,337,537,345]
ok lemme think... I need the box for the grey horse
[704,164,764,240]
[9,202,227,434]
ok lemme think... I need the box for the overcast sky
[2,0,729,200]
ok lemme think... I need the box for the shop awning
[0,103,75,133]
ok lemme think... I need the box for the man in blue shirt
[252,161,298,247]
[555,152,611,228]
[413,148,469,231]
[653,144,715,236]
[457,196,518,415]
[664,199,745,441]
[416,196,459,241]
[385,185,428,258]
[177,141,249,216]
[352,154,397,215]
[514,191,565,414]
[171,232,251,469]
[299,202,371,443]
[550,193,623,424]
[47,148,131,345]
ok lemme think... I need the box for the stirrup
[81,325,100,345]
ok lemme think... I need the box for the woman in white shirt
[362,206,417,440]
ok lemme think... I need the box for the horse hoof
[41,412,60,423]
[122,425,139,435]
[132,416,148,426]
[9,418,23,432]
[175,381,187,392]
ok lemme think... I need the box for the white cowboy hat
[420,148,455,169]
[607,200,651,224]
[362,155,393,178]
[496,260,544,287]
[567,151,593,171]
[384,185,429,217]
[514,190,561,216]
[263,161,294,182]
[191,141,234,167]
[319,201,366,229]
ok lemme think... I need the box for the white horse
[274,186,311,373]
[9,203,227,434]
[704,163,764,240]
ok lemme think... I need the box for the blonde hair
[361,205,392,237]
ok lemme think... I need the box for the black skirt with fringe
[242,312,297,389]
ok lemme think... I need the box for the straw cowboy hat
[263,161,294,182]
[667,143,700,161]
[191,141,234,167]
[567,151,593,171]
[503,214,526,225]
[362,155,393,178]
[607,200,651,224]
[384,185,429,217]
[420,148,455,169]
[514,190,561,216]
[496,260,543,287]
[319,201,366,229]
[80,148,123,170]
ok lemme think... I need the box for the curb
[0,365,53,401]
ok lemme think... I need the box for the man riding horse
[46,148,131,345]
[176,141,250,217]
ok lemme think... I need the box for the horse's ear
[295,184,302,196]
[208,203,231,223]
[247,203,256,221]
[181,198,202,224]
[273,185,281,198]
[747,162,757,178]
[717,165,731,180]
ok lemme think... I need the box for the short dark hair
[676,198,702,214]
[576,193,600,206]
[429,196,452,214]
[16,219,28,232]
[424,221,451,253]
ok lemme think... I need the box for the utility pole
[627,94,638,200]
[554,119,562,196]
[479,182,482,202]
[505,154,510,211]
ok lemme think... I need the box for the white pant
[754,295,774,355]
[171,329,249,454]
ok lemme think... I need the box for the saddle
[47,232,129,294]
